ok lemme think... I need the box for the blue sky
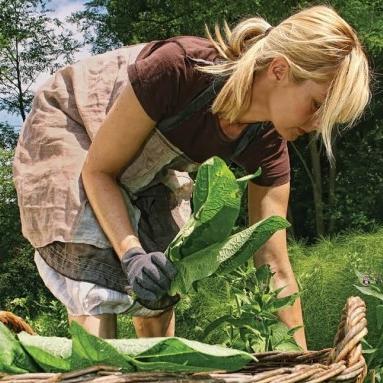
[2,0,90,129]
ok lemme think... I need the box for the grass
[290,227,383,350]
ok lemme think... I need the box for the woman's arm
[248,181,308,351]
[81,82,156,259]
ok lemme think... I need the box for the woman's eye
[313,101,321,111]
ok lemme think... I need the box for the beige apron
[12,43,198,251]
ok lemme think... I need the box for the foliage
[3,322,254,373]
[0,244,53,319]
[0,123,18,149]
[0,125,54,316]
[202,264,301,353]
[353,270,383,383]
[0,322,39,374]
[167,156,289,296]
[0,0,82,120]
[169,228,383,352]
[289,228,383,350]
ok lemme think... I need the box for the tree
[71,0,298,53]
[0,0,82,121]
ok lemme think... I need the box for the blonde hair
[197,5,371,160]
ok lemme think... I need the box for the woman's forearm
[81,170,141,259]
[271,271,308,351]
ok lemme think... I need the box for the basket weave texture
[0,296,368,383]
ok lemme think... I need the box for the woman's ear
[267,57,290,82]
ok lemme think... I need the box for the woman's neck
[217,117,249,140]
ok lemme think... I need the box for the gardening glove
[121,247,180,310]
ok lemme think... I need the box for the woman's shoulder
[136,35,218,64]
[127,36,218,122]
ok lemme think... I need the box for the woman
[13,4,370,349]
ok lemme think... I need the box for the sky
[1,0,91,129]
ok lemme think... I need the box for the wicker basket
[0,296,368,383]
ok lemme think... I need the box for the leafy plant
[354,269,383,382]
[166,157,290,297]
[203,263,302,353]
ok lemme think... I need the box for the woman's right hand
[121,247,177,301]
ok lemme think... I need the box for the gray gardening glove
[121,247,180,310]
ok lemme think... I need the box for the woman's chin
[274,127,299,141]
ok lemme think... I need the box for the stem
[235,294,242,315]
[14,38,26,121]
[290,141,316,189]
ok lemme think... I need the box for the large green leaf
[167,157,241,261]
[269,323,302,352]
[353,285,383,301]
[217,216,290,276]
[265,292,300,312]
[170,216,289,295]
[116,337,255,372]
[17,332,71,372]
[72,322,254,373]
[0,323,39,374]
[70,321,135,371]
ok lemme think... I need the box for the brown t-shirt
[128,36,290,187]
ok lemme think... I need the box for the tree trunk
[287,205,295,239]
[308,135,324,237]
[15,39,26,121]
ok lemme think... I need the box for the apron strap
[156,77,226,133]
[230,121,272,159]
[156,74,269,161]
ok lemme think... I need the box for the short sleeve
[127,40,188,122]
[233,125,291,187]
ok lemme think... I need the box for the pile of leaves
[0,321,255,374]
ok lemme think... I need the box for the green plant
[353,270,383,383]
[202,263,302,353]
[166,156,289,297]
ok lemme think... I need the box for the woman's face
[241,57,331,141]
[268,77,330,141]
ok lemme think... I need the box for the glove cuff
[122,246,146,261]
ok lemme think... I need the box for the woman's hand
[121,247,178,301]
